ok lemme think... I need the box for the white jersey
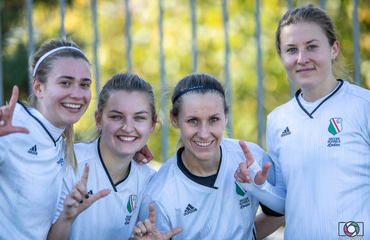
[0,102,65,240]
[54,139,156,240]
[139,138,276,240]
[266,80,370,239]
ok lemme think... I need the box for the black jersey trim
[295,80,343,119]
[260,202,284,217]
[18,101,61,146]
[253,227,256,240]
[177,147,222,189]
[97,137,131,192]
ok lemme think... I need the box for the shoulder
[144,154,178,201]
[342,81,370,103]
[221,138,268,165]
[74,141,97,164]
[131,160,157,178]
[267,97,295,121]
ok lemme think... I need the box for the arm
[47,164,110,240]
[234,141,286,214]
[254,212,285,240]
[0,86,29,136]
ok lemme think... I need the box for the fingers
[8,86,19,112]
[148,203,156,223]
[81,164,90,186]
[88,188,111,204]
[133,152,148,164]
[254,162,271,185]
[10,126,30,134]
[234,166,250,183]
[238,162,252,183]
[133,221,151,237]
[163,227,183,239]
[142,144,154,162]
[238,140,255,167]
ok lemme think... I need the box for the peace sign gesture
[133,203,183,240]
[0,86,29,136]
[234,140,271,185]
[62,164,111,220]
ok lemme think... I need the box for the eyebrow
[58,75,92,82]
[108,110,150,115]
[284,39,320,47]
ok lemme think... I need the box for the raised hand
[0,86,29,136]
[61,164,111,221]
[133,203,183,240]
[133,144,154,164]
[234,140,271,185]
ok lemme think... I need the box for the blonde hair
[29,39,91,173]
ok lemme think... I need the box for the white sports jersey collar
[17,102,64,144]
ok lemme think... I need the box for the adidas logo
[27,145,38,155]
[281,127,291,137]
[183,204,197,216]
[56,158,64,166]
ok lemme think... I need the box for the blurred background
[1,0,369,165]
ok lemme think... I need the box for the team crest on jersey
[328,118,343,135]
[127,195,137,213]
[235,181,247,197]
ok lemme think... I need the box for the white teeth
[63,103,81,109]
[119,136,136,141]
[195,141,211,147]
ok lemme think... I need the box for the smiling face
[96,91,156,160]
[33,57,92,129]
[171,92,227,164]
[279,22,339,101]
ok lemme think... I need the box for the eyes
[60,80,91,88]
[109,115,147,121]
[286,45,317,53]
[188,117,219,124]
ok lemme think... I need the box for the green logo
[235,181,247,196]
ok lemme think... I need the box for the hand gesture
[61,164,111,221]
[234,140,271,185]
[133,203,183,240]
[0,86,29,136]
[134,144,154,164]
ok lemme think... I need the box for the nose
[198,123,211,139]
[70,83,83,99]
[122,119,134,132]
[297,50,309,65]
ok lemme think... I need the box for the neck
[301,77,338,102]
[99,139,133,184]
[181,147,221,177]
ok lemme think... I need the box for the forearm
[237,162,286,214]
[255,212,285,240]
[47,213,75,240]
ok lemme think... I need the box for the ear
[331,41,340,60]
[32,78,43,99]
[150,115,157,133]
[170,111,180,129]
[95,110,102,131]
[225,113,228,126]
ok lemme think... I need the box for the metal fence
[0,0,362,161]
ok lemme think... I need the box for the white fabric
[266,81,370,239]
[54,139,156,240]
[139,138,276,240]
[0,103,65,240]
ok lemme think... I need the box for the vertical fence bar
[124,0,132,72]
[320,0,326,10]
[92,0,100,95]
[159,0,168,162]
[0,6,3,106]
[255,0,264,147]
[287,0,295,98]
[353,0,361,86]
[190,0,197,73]
[27,0,34,96]
[59,0,65,38]
[222,0,232,138]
